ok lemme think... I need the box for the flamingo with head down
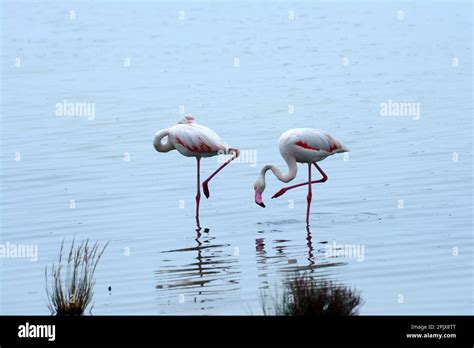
[254,128,349,226]
[153,115,240,225]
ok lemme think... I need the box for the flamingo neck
[261,156,297,184]
[153,129,174,153]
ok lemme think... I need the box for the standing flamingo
[153,115,240,225]
[254,128,349,226]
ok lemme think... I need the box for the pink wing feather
[170,120,228,156]
[293,129,346,154]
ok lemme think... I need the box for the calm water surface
[1,0,472,314]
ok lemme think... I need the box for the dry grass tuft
[45,239,108,316]
[262,273,363,316]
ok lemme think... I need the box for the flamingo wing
[294,129,344,153]
[171,123,228,156]
[281,128,348,162]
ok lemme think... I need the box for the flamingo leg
[272,162,328,199]
[196,157,201,227]
[202,148,240,198]
[306,163,312,226]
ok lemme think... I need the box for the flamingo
[253,128,349,226]
[153,115,240,226]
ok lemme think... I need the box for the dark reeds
[45,239,108,316]
[262,273,363,316]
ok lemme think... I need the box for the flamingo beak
[255,189,265,208]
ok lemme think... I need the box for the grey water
[0,0,472,315]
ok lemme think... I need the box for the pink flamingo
[153,115,239,225]
[254,128,349,226]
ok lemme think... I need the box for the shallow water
[1,0,472,315]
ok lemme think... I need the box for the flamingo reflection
[155,226,240,313]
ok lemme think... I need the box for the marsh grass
[261,273,363,316]
[45,239,108,316]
